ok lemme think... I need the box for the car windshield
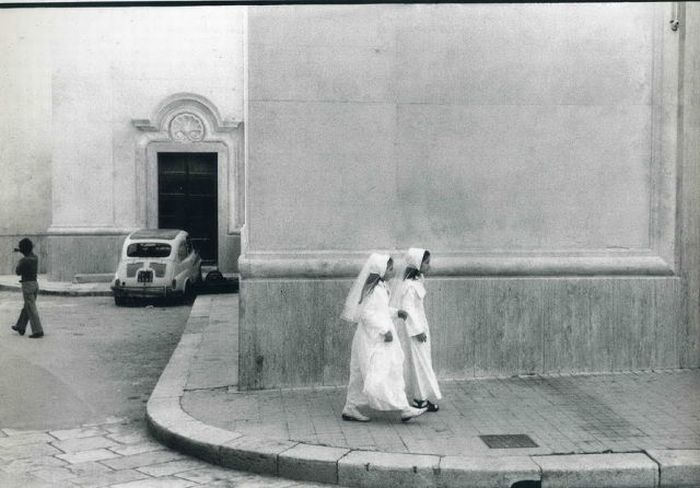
[126,242,172,258]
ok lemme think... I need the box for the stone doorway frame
[132,93,243,268]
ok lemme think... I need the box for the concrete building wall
[240,3,698,389]
[47,7,246,280]
[0,10,53,273]
[0,7,246,279]
[679,3,700,370]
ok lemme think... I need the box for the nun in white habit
[392,248,442,412]
[340,253,427,422]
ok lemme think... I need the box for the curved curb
[146,297,698,488]
[0,282,112,297]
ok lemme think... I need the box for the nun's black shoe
[413,399,439,412]
[29,333,44,339]
[11,326,25,336]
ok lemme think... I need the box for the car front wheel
[114,295,127,306]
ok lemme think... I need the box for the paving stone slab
[50,434,120,453]
[136,458,210,477]
[110,441,165,456]
[48,427,106,441]
[169,423,243,464]
[101,449,188,471]
[110,475,198,488]
[67,468,149,487]
[147,397,196,428]
[174,465,260,484]
[338,450,440,488]
[106,431,155,445]
[64,460,114,477]
[279,443,350,484]
[0,470,64,488]
[29,466,77,483]
[56,448,121,464]
[219,436,298,475]
[1,429,47,437]
[534,453,658,488]
[646,449,700,488]
[0,455,67,473]
[0,442,63,461]
[0,432,55,447]
[438,455,541,488]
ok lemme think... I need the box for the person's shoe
[400,406,427,422]
[11,326,25,336]
[341,406,370,422]
[28,333,44,339]
[413,399,439,412]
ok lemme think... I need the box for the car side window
[178,242,187,261]
[185,237,193,256]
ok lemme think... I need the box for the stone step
[73,273,114,284]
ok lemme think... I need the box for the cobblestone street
[0,291,329,487]
[0,419,329,487]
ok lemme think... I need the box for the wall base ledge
[239,251,674,279]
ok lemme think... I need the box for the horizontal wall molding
[238,251,674,279]
[47,226,136,236]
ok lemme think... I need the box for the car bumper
[111,286,178,298]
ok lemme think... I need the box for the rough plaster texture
[238,276,683,389]
[0,7,246,277]
[679,3,700,368]
[245,4,660,253]
[240,3,698,388]
[0,11,53,273]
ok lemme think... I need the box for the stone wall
[240,3,698,389]
[0,11,52,275]
[0,7,246,279]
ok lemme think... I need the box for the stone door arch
[132,93,243,272]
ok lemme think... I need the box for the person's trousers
[15,281,43,335]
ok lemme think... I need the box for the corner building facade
[1,4,698,388]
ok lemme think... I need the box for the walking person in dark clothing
[11,238,44,338]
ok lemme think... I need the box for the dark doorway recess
[158,152,218,265]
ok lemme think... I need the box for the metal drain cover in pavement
[479,434,539,449]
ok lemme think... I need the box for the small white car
[112,229,203,305]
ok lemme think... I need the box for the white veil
[389,247,427,308]
[341,253,390,323]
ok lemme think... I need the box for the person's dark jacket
[16,253,38,282]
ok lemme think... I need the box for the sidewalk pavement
[146,294,700,488]
[0,275,111,297]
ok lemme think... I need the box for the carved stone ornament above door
[131,93,244,234]
[169,112,205,143]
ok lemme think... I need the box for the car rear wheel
[183,280,195,304]
[114,295,127,306]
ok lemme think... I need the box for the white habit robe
[398,278,442,403]
[344,282,411,411]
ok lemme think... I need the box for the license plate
[137,271,153,283]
